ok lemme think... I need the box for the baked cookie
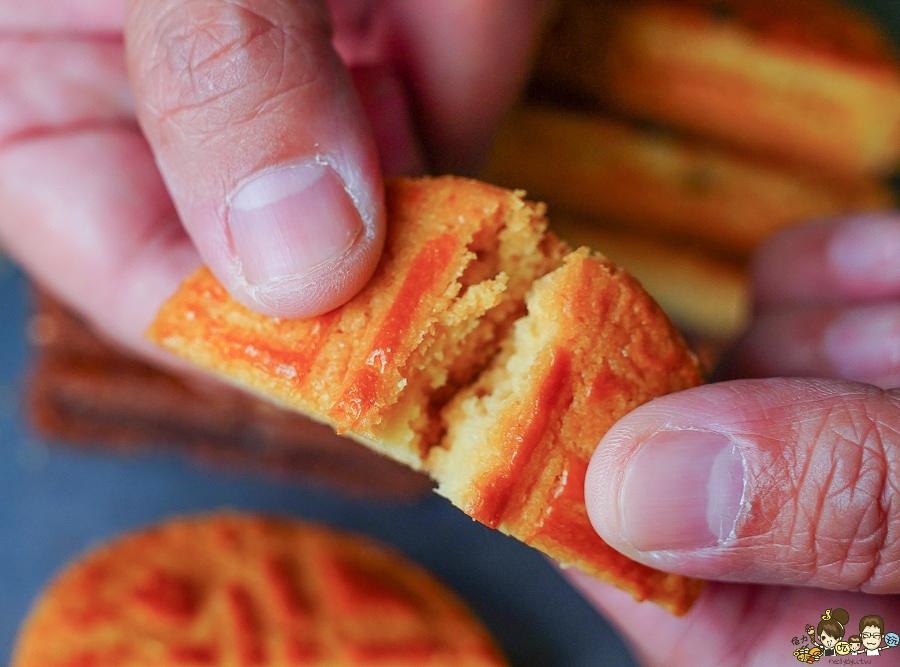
[485,106,893,255]
[149,177,704,614]
[13,513,506,666]
[535,0,900,177]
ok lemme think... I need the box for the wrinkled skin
[0,0,545,359]
[579,215,900,666]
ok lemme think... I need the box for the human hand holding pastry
[0,0,545,361]
[573,214,900,666]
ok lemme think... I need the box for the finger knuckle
[793,389,900,591]
[138,0,328,136]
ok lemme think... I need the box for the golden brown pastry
[151,178,568,471]
[430,248,703,612]
[534,0,900,177]
[13,513,506,666]
[485,106,894,255]
[149,177,704,614]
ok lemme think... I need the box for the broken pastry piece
[431,249,702,608]
[151,178,568,472]
[535,0,900,177]
[150,177,704,614]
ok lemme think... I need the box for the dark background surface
[2,1,900,664]
[853,0,900,42]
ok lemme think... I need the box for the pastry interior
[150,179,568,471]
[429,249,703,611]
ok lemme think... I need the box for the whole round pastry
[13,513,506,667]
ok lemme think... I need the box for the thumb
[125,0,384,317]
[586,379,900,592]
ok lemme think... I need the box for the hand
[575,214,900,666]
[0,0,546,362]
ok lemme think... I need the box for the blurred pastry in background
[13,513,508,666]
[549,217,749,340]
[534,0,900,178]
[485,106,894,257]
[26,291,434,501]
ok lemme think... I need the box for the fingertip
[585,426,632,550]
[754,213,900,306]
[587,413,745,562]
[826,213,900,294]
[229,217,385,318]
[218,161,385,318]
[350,65,428,177]
[126,0,388,320]
[587,380,900,591]
[586,386,753,564]
[390,0,548,173]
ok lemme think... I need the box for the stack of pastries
[488,0,900,352]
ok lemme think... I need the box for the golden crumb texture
[149,176,704,615]
[13,513,507,667]
[150,177,566,471]
[430,248,703,614]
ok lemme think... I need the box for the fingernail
[228,162,363,286]
[620,431,744,552]
[829,217,900,289]
[825,304,900,383]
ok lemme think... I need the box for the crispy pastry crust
[431,249,704,612]
[549,218,749,339]
[27,291,434,500]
